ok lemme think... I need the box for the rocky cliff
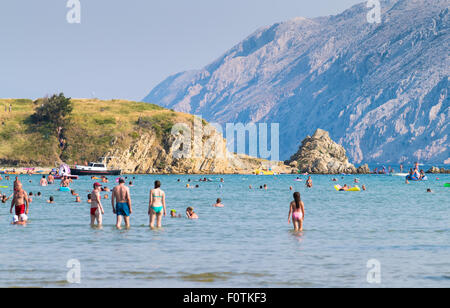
[143,0,449,164]
[286,129,368,174]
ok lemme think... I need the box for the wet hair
[119,178,125,184]
[87,194,92,200]
[293,192,301,209]
[155,180,161,189]
[49,196,54,202]
[217,198,221,203]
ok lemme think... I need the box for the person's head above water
[155,180,161,189]
[118,178,125,184]
[216,198,221,204]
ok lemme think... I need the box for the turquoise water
[0,173,449,288]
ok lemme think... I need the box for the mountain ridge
[144,0,449,164]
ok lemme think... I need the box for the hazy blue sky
[0,0,362,101]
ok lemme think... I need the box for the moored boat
[70,162,121,176]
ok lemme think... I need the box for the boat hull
[70,168,121,176]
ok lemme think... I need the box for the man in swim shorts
[112,178,132,229]
[90,183,104,227]
[9,182,29,224]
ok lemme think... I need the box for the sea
[0,168,449,288]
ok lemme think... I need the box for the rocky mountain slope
[143,0,449,164]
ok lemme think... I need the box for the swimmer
[148,180,166,228]
[2,193,13,203]
[339,184,350,191]
[48,196,55,204]
[71,190,79,196]
[289,186,293,191]
[90,183,105,227]
[87,194,92,203]
[362,185,367,191]
[427,188,433,193]
[306,176,313,188]
[28,192,33,203]
[75,196,81,203]
[354,178,359,184]
[288,192,305,232]
[47,174,54,184]
[264,184,268,190]
[213,198,224,208]
[40,176,48,186]
[170,209,181,218]
[104,194,109,200]
[112,179,132,229]
[129,181,133,187]
[10,182,29,223]
[186,207,198,219]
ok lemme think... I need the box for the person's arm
[301,201,305,219]
[162,192,166,216]
[148,190,153,214]
[24,191,29,214]
[288,203,292,223]
[127,188,132,214]
[111,188,116,213]
[10,195,15,214]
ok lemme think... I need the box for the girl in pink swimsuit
[288,192,305,231]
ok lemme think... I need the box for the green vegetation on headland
[0,95,193,167]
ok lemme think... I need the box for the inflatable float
[444,183,450,188]
[406,175,428,181]
[334,185,361,192]
[0,186,8,188]
[59,187,71,192]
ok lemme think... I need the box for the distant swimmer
[362,185,367,191]
[112,178,132,229]
[87,194,92,203]
[2,193,13,203]
[288,192,305,232]
[10,182,29,225]
[186,207,198,219]
[339,184,350,191]
[40,176,48,187]
[213,198,224,208]
[354,178,359,184]
[306,176,313,188]
[47,174,54,184]
[47,196,55,204]
[90,183,105,227]
[148,180,166,228]
[170,210,181,218]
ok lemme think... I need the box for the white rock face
[144,0,449,164]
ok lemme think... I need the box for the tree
[31,93,73,129]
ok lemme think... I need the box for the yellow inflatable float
[334,185,361,192]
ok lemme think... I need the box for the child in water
[288,192,305,232]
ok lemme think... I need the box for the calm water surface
[0,173,449,287]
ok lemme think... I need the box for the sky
[0,0,362,101]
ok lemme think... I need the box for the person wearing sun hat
[170,209,181,218]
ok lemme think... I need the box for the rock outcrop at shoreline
[286,129,368,174]
[105,122,290,175]
[426,167,450,174]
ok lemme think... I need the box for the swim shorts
[116,203,130,217]
[15,204,25,216]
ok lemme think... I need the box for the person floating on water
[10,182,29,225]
[288,192,305,232]
[148,180,166,228]
[186,207,198,219]
[112,178,132,230]
[90,183,104,227]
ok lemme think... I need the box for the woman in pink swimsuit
[288,192,305,231]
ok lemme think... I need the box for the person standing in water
[111,178,132,229]
[306,176,313,188]
[10,182,29,224]
[40,176,48,186]
[288,192,305,231]
[148,180,166,228]
[90,183,104,227]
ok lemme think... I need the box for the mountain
[143,0,449,164]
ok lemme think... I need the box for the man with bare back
[111,178,132,229]
[10,182,29,224]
